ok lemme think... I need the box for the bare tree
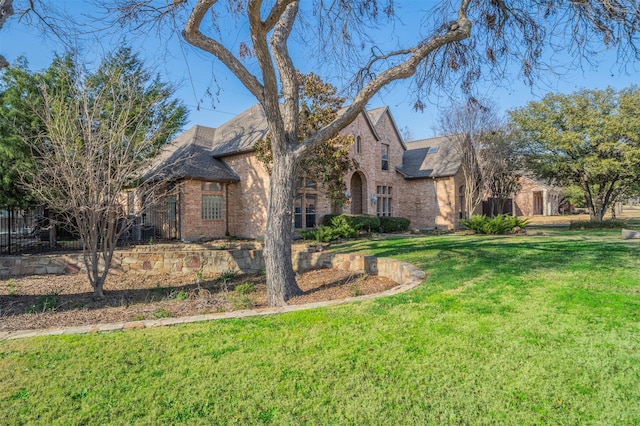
[0,0,14,68]
[481,129,522,216]
[21,49,187,299]
[438,98,501,218]
[109,0,639,306]
[0,1,77,69]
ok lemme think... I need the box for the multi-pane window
[381,143,389,171]
[294,178,317,229]
[201,182,223,220]
[376,185,393,217]
[202,195,223,219]
[295,194,317,229]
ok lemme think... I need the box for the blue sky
[2,2,639,140]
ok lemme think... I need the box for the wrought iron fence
[0,204,178,256]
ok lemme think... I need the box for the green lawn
[1,230,639,424]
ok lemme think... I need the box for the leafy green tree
[20,47,187,298]
[510,87,640,221]
[0,57,40,208]
[255,72,357,208]
[559,185,586,212]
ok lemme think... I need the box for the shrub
[300,218,358,242]
[25,293,60,314]
[569,220,627,230]
[234,282,256,295]
[461,214,529,235]
[322,214,339,227]
[379,216,411,233]
[323,214,381,233]
[152,308,173,319]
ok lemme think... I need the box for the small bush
[569,220,627,230]
[379,217,411,233]
[324,214,380,232]
[174,290,189,301]
[322,214,339,227]
[461,215,529,235]
[301,216,359,242]
[152,308,173,319]
[230,294,254,310]
[26,293,60,314]
[234,282,256,295]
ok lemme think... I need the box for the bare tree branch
[183,0,264,101]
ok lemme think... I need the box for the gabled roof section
[396,135,462,179]
[366,106,407,149]
[212,103,385,156]
[209,104,269,157]
[519,175,562,193]
[144,125,240,183]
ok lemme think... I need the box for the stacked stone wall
[0,243,425,289]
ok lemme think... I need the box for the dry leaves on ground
[0,269,397,332]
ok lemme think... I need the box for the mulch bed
[0,269,397,332]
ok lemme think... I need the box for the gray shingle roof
[209,104,269,156]
[144,126,240,182]
[396,135,462,179]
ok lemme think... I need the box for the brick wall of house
[435,174,460,228]
[513,178,535,216]
[179,179,228,240]
[397,179,437,229]
[343,110,405,217]
[396,173,462,230]
[223,152,271,238]
[172,109,464,239]
[513,177,560,217]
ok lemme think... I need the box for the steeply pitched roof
[366,106,407,149]
[149,103,411,182]
[209,104,270,157]
[396,135,462,179]
[144,125,240,182]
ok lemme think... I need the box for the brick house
[482,175,562,217]
[143,105,467,241]
[512,176,561,216]
[397,136,466,228]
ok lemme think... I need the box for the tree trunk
[264,152,303,306]
[83,250,106,300]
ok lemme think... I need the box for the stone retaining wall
[0,243,425,288]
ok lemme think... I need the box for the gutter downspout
[225,183,230,236]
[433,177,439,229]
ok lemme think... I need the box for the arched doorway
[350,172,365,214]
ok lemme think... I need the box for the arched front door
[350,172,365,214]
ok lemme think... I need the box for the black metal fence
[1,204,178,256]
[0,206,76,255]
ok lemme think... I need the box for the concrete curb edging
[0,255,425,341]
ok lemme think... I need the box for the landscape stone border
[0,252,425,340]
